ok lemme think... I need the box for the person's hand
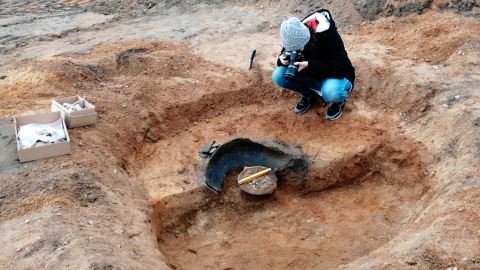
[295,61,308,72]
[279,54,290,66]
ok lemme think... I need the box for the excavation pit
[1,2,478,268]
[150,135,431,269]
[202,138,307,192]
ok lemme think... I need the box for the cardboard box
[51,96,97,128]
[14,111,71,163]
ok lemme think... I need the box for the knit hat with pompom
[280,17,310,51]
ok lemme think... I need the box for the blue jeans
[272,65,352,103]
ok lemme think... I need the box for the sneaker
[295,95,314,114]
[326,101,346,120]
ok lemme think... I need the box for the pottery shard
[238,166,277,195]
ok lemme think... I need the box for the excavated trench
[106,41,433,269]
[142,88,432,269]
[1,3,478,269]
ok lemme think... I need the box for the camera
[283,50,305,81]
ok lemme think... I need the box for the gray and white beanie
[280,17,310,51]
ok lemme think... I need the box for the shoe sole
[295,103,310,114]
[325,102,346,120]
[326,110,342,120]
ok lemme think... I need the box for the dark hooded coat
[277,9,355,88]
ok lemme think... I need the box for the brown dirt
[0,0,479,269]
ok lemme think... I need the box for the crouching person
[272,9,355,120]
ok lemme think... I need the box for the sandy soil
[0,0,479,269]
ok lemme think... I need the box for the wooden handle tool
[238,168,271,185]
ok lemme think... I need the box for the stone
[238,166,277,195]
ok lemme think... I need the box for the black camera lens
[284,51,299,81]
